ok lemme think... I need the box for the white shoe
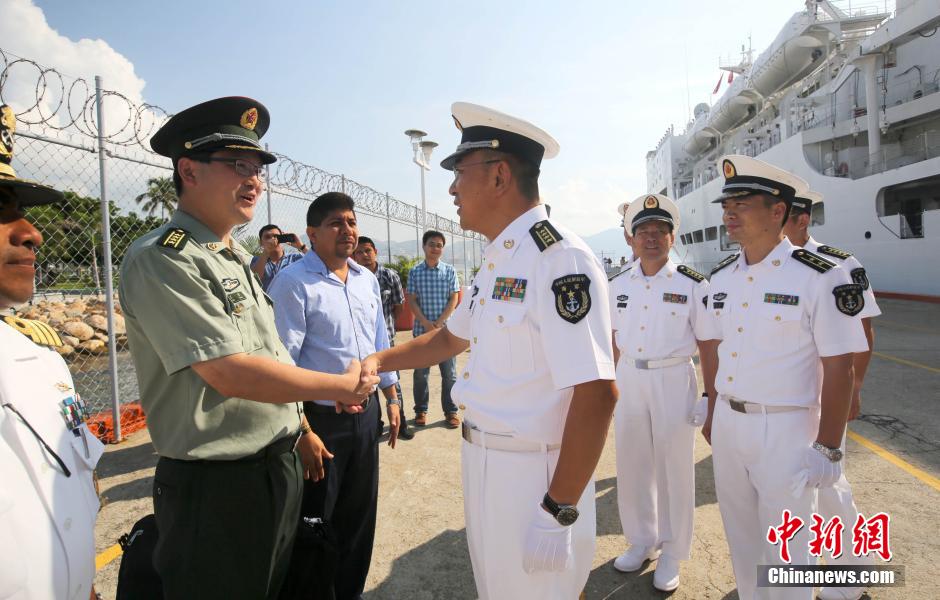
[613,545,660,573]
[817,586,863,600]
[653,555,680,592]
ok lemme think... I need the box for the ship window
[705,226,718,241]
[692,230,704,243]
[719,225,741,251]
[877,174,940,239]
[811,202,825,226]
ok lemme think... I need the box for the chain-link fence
[1,47,484,443]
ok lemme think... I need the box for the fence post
[95,76,122,443]
[341,175,346,195]
[462,233,468,283]
[385,192,392,264]
[265,143,272,224]
[415,207,420,258]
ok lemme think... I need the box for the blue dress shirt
[268,251,397,404]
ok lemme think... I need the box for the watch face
[556,507,579,527]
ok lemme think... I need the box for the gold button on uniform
[775,315,781,321]
[737,327,743,333]
[644,305,648,310]
[459,404,466,410]
[463,372,469,380]
[640,326,645,331]
[638,347,643,352]
[732,352,738,357]
[646,285,650,290]
[747,276,754,282]
[473,337,477,344]
[671,311,676,316]
[497,315,504,323]
[772,259,781,266]
[479,298,485,305]
[488,263,495,270]
[742,302,748,308]
[727,376,734,382]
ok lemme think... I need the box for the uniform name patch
[764,293,799,306]
[222,278,241,291]
[712,292,727,301]
[551,274,591,324]
[662,293,688,304]
[616,294,628,301]
[833,284,864,316]
[491,277,527,302]
[227,291,248,304]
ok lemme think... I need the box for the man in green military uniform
[120,97,378,600]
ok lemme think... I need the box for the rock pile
[12,297,127,358]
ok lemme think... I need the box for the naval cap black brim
[440,125,545,171]
[0,178,65,206]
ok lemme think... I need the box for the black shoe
[398,426,415,440]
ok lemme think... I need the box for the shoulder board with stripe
[158,228,190,251]
[677,264,706,283]
[792,249,835,273]
[710,253,739,276]
[3,316,63,348]
[816,245,852,260]
[529,220,563,252]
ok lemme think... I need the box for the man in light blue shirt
[268,192,400,599]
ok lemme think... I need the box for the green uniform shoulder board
[792,249,835,273]
[677,264,706,283]
[816,245,852,260]
[710,253,739,276]
[158,228,190,251]
[3,316,63,348]
[529,220,563,252]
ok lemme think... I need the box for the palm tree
[135,177,178,220]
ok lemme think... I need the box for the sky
[1,0,803,239]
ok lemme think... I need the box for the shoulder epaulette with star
[710,253,739,276]
[677,264,706,283]
[529,220,563,252]
[816,245,852,260]
[158,228,190,251]
[792,249,835,273]
[3,315,63,348]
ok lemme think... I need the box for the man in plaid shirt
[407,230,461,429]
[354,236,414,440]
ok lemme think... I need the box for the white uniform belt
[461,422,561,452]
[630,356,691,370]
[725,396,808,414]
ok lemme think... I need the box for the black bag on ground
[116,513,164,600]
[277,516,339,600]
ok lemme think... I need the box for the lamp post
[405,129,437,231]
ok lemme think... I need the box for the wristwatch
[542,493,579,526]
[812,441,843,462]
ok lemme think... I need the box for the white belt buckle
[634,359,650,369]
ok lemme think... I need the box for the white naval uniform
[447,204,615,600]
[801,237,882,573]
[0,319,104,600]
[705,239,868,600]
[608,259,718,561]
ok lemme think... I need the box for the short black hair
[423,230,446,246]
[357,236,376,250]
[307,192,355,227]
[259,224,281,240]
[173,152,213,196]
[759,194,791,228]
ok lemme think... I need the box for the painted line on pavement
[847,429,940,493]
[872,351,940,375]
[95,543,122,571]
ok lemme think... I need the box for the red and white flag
[712,73,723,94]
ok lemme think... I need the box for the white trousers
[461,438,596,600]
[712,399,818,600]
[817,430,870,567]
[614,359,697,560]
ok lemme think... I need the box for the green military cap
[150,96,276,164]
[0,104,65,206]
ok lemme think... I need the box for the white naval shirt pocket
[69,426,104,516]
[663,302,691,344]
[754,302,802,352]
[486,303,534,378]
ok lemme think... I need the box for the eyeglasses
[203,157,266,181]
[453,159,500,179]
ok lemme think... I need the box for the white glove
[689,394,708,426]
[789,445,842,497]
[522,504,572,573]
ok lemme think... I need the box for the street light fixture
[405,129,437,230]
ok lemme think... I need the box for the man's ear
[177,157,199,188]
[493,160,512,194]
[306,226,317,247]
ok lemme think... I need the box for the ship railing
[794,68,940,134]
[813,0,895,22]
[827,129,940,178]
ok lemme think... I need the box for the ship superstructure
[647,0,940,297]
